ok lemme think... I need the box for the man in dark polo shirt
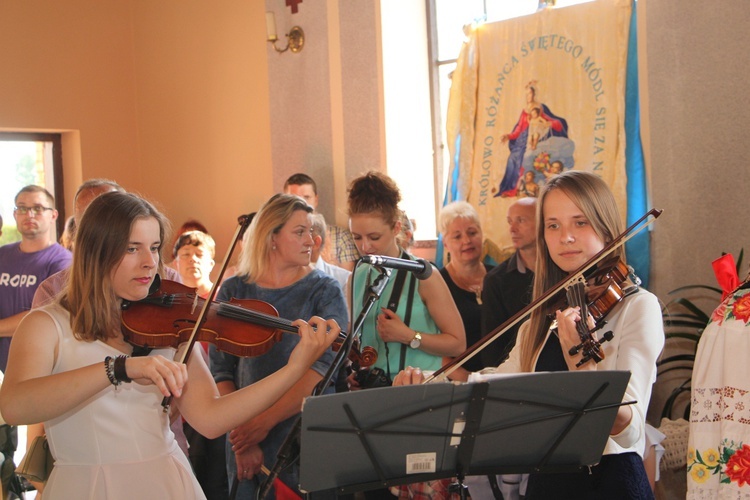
[480,197,537,367]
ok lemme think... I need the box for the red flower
[732,295,750,323]
[726,444,750,487]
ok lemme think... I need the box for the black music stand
[298,371,632,495]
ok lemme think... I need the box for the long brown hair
[60,192,168,341]
[518,170,624,372]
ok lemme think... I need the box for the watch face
[410,333,421,349]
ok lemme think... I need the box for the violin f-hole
[174,319,197,329]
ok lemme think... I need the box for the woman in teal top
[347,171,465,384]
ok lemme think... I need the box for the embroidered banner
[446,0,635,265]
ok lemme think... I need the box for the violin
[129,213,367,412]
[549,256,638,321]
[547,255,641,366]
[424,208,662,383]
[121,278,377,367]
[556,255,641,365]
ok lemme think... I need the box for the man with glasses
[0,185,71,497]
[0,185,72,373]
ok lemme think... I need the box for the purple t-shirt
[0,242,72,371]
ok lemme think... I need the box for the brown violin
[128,213,368,412]
[121,278,377,366]
[547,255,641,365]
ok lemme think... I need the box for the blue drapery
[623,1,650,289]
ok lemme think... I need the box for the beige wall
[645,0,750,299]
[266,0,384,228]
[0,0,275,261]
[130,1,274,258]
[0,1,141,206]
[642,0,750,437]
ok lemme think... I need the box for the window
[0,132,65,245]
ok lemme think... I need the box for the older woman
[209,194,348,500]
[438,201,493,380]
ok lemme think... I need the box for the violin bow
[161,213,254,411]
[423,208,663,384]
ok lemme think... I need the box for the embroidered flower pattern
[726,444,750,487]
[711,300,728,324]
[732,294,750,323]
[688,440,750,487]
[708,288,750,326]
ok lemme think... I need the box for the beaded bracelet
[114,355,132,383]
[104,356,119,386]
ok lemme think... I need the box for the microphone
[360,255,433,280]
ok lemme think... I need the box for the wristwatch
[409,331,422,349]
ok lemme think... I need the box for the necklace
[447,263,485,305]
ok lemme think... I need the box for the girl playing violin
[508,169,664,498]
[0,192,339,500]
[397,170,664,498]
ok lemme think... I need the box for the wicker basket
[658,418,689,470]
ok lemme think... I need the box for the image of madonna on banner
[495,80,572,198]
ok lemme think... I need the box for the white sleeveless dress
[40,303,205,500]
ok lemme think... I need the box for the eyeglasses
[14,205,54,216]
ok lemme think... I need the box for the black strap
[385,262,409,313]
[383,251,418,379]
[398,273,417,372]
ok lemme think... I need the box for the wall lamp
[265,12,305,54]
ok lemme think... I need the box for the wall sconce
[265,12,305,54]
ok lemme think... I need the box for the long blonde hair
[236,193,313,283]
[518,170,624,372]
[60,192,168,341]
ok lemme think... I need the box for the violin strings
[218,303,298,334]
[140,293,299,333]
[567,282,589,339]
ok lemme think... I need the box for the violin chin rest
[149,274,162,295]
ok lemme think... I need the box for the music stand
[298,370,632,495]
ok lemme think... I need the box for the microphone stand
[257,264,392,500]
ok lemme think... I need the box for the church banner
[446,0,634,264]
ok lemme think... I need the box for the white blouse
[488,289,664,458]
